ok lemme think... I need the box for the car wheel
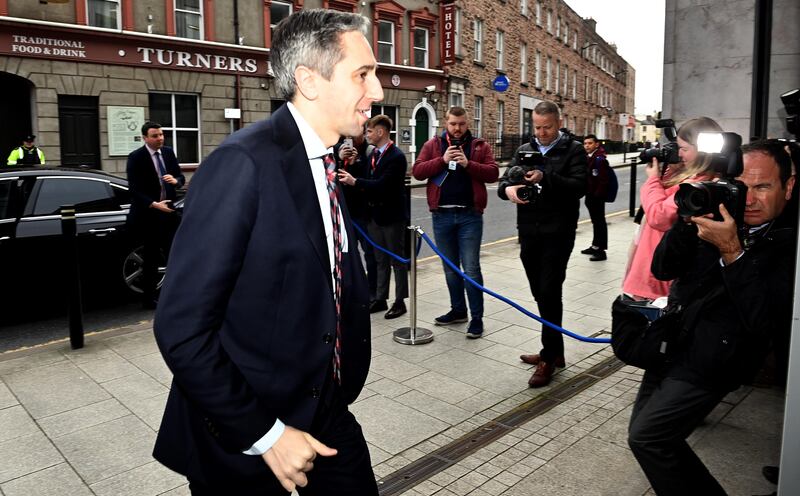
[122,245,166,294]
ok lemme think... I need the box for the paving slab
[0,405,39,443]
[0,431,63,484]
[0,381,18,410]
[0,462,92,496]
[90,461,186,496]
[36,398,130,439]
[3,361,110,419]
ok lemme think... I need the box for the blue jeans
[432,209,484,319]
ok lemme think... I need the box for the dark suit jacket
[152,105,372,484]
[352,142,408,226]
[126,145,185,226]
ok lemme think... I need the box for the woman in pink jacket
[622,117,722,300]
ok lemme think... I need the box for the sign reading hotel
[440,2,456,66]
[107,106,145,156]
[0,26,270,76]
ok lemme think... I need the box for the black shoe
[466,318,484,338]
[762,465,779,484]
[580,246,600,255]
[384,301,406,319]
[589,250,607,261]
[434,309,469,325]
[369,300,388,313]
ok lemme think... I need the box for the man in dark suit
[126,121,184,308]
[338,114,408,319]
[152,10,384,495]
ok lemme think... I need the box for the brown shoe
[528,361,556,388]
[519,354,565,368]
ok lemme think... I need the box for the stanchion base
[393,327,434,345]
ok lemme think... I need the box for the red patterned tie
[323,154,343,384]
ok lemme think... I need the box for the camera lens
[675,183,710,216]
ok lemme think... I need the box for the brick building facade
[441,0,634,146]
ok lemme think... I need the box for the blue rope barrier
[419,231,611,344]
[351,221,421,264]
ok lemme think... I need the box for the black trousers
[628,370,727,495]
[584,195,608,250]
[367,219,408,301]
[188,402,378,496]
[136,211,179,302]
[519,231,575,361]
[352,216,378,301]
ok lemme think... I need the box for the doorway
[414,108,430,152]
[58,95,100,168]
[0,73,34,164]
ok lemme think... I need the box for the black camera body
[508,151,546,203]
[639,119,680,166]
[674,132,747,225]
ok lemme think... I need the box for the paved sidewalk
[0,214,783,495]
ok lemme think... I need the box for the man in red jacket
[412,107,499,338]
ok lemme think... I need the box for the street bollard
[393,226,434,345]
[60,205,84,349]
[629,157,639,217]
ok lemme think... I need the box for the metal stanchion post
[393,226,434,345]
[629,157,638,217]
[60,205,84,349]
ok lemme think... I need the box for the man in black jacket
[498,101,586,387]
[628,140,797,495]
[126,121,185,308]
[338,114,408,319]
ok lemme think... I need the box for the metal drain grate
[377,355,625,495]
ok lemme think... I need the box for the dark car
[0,167,180,313]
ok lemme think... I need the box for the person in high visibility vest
[6,134,45,166]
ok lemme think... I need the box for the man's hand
[338,146,355,163]
[443,146,465,165]
[162,174,179,185]
[262,426,337,492]
[691,203,743,264]
[524,169,543,184]
[151,200,175,212]
[337,169,356,186]
[505,185,529,204]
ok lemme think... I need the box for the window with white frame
[473,19,484,62]
[175,0,203,40]
[546,9,552,33]
[556,16,560,38]
[449,81,466,108]
[521,0,528,17]
[473,96,483,136]
[585,76,590,100]
[535,1,541,25]
[455,8,462,56]
[414,28,429,68]
[148,93,200,164]
[535,50,541,87]
[563,64,568,95]
[87,0,120,29]
[563,23,568,44]
[573,32,577,50]
[496,30,504,70]
[546,56,551,91]
[496,101,504,141]
[554,61,560,94]
[572,70,577,99]
[377,21,395,64]
[270,2,292,41]
[520,43,528,83]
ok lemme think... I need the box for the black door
[414,108,430,153]
[522,108,533,141]
[0,73,34,164]
[58,96,100,168]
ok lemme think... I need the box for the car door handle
[89,228,116,236]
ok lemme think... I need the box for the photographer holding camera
[498,101,586,388]
[623,117,722,301]
[627,139,797,495]
[412,106,499,338]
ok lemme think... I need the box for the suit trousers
[584,195,608,250]
[136,211,179,301]
[628,370,727,495]
[367,218,408,302]
[519,231,575,361]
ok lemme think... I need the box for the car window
[32,178,119,216]
[0,179,16,220]
[111,184,131,206]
